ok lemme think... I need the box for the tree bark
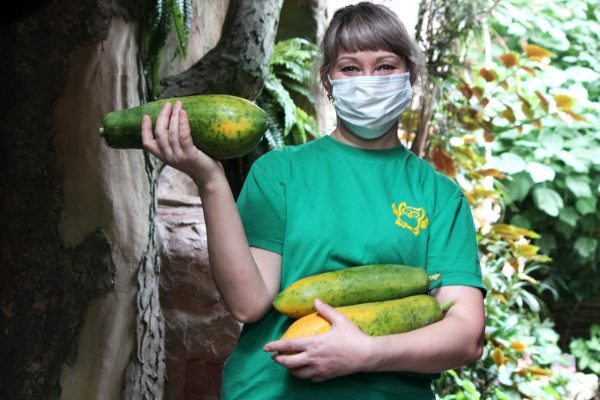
[160,0,284,199]
[159,0,284,101]
[0,1,142,399]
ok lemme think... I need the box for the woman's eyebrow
[375,55,402,62]
[336,56,359,63]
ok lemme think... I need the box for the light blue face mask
[329,72,412,139]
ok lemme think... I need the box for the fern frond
[274,63,311,84]
[278,79,314,105]
[295,107,323,141]
[290,108,307,145]
[263,75,296,137]
[166,0,190,57]
[255,97,285,150]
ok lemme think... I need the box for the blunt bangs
[335,12,395,55]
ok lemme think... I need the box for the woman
[141,2,485,399]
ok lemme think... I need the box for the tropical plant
[420,0,600,398]
[255,37,323,150]
[143,0,193,98]
[570,324,600,375]
[490,0,600,302]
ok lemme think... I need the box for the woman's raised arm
[141,100,281,322]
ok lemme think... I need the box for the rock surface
[157,167,240,400]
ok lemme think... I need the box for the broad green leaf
[505,172,534,202]
[556,220,575,239]
[574,237,598,258]
[493,153,527,174]
[536,233,557,254]
[559,150,589,172]
[539,131,563,154]
[564,66,600,82]
[510,214,532,229]
[558,207,579,227]
[565,176,592,197]
[571,146,600,167]
[576,197,598,215]
[526,162,555,183]
[533,187,564,217]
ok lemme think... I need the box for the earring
[327,93,333,101]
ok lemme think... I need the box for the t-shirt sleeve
[426,192,486,294]
[236,153,287,254]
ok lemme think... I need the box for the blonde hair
[319,2,423,88]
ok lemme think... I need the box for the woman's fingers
[155,102,173,156]
[141,115,160,155]
[178,109,194,150]
[168,101,183,156]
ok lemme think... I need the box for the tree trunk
[0,0,150,399]
[159,0,284,101]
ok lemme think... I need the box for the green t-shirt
[222,135,484,399]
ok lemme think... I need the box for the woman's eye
[341,65,358,72]
[379,64,396,71]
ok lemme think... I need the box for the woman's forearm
[196,172,280,323]
[140,102,279,323]
[364,286,485,374]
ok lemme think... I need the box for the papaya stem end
[440,301,454,313]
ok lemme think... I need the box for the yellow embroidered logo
[391,202,429,236]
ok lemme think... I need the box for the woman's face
[329,49,408,81]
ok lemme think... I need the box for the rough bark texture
[159,0,284,101]
[0,0,144,399]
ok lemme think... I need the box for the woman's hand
[263,299,374,382]
[140,100,223,189]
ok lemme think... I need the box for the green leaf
[494,153,527,174]
[564,66,600,82]
[505,172,534,202]
[533,187,564,217]
[559,150,589,172]
[565,175,593,198]
[539,130,564,155]
[574,237,598,258]
[576,197,598,215]
[510,214,532,229]
[526,161,555,183]
[558,207,579,227]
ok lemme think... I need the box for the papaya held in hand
[273,264,441,319]
[99,94,269,160]
[281,295,453,340]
